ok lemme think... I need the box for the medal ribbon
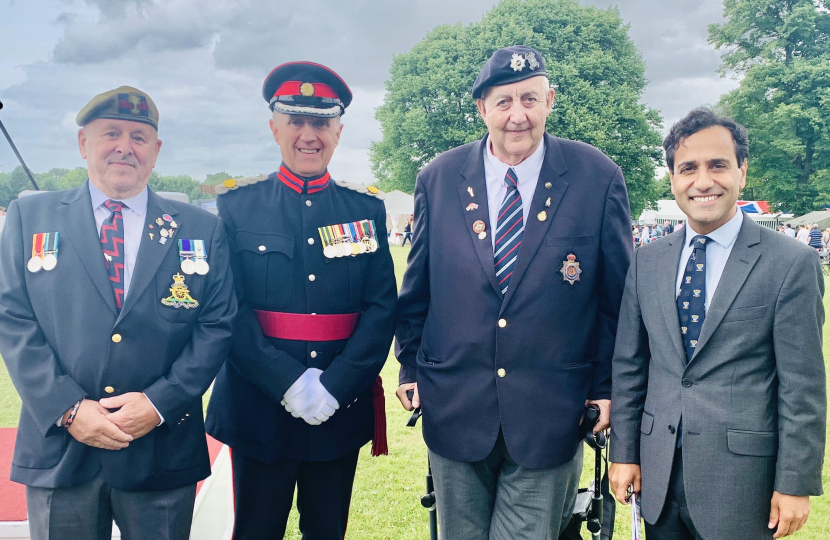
[178,239,194,264]
[194,240,207,260]
[31,233,45,261]
[43,232,59,255]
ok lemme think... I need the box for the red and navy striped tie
[100,199,126,310]
[494,168,523,294]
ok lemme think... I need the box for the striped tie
[100,199,126,310]
[494,168,523,294]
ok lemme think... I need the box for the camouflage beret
[76,85,159,130]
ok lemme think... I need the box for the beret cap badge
[510,53,526,72]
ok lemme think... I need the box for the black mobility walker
[406,395,614,540]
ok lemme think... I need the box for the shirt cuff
[143,393,165,425]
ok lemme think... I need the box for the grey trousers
[429,431,583,540]
[26,476,196,540]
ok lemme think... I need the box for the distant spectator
[632,224,640,246]
[0,206,6,216]
[640,223,650,245]
[675,220,684,232]
[785,223,796,238]
[797,224,811,244]
[823,228,830,249]
[401,220,412,246]
[808,223,823,250]
[662,220,673,236]
[652,221,662,237]
[778,225,786,234]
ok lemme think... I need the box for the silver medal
[42,253,57,271]
[27,256,42,273]
[195,259,210,276]
[323,245,337,259]
[180,258,196,275]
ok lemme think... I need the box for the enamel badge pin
[560,253,582,285]
[473,220,487,240]
[466,203,479,212]
[161,273,199,309]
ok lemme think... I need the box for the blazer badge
[560,253,582,285]
[161,273,199,309]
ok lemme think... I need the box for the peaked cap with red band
[263,61,352,118]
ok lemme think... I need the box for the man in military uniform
[0,86,236,540]
[205,62,397,540]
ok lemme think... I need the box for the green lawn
[2,244,829,538]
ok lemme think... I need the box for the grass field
[1,243,829,538]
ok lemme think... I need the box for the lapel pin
[560,253,582,285]
[467,187,475,197]
[163,214,172,222]
[156,217,164,226]
[537,210,547,221]
[545,182,552,189]
[149,233,154,240]
[473,220,487,240]
[466,203,479,212]
[545,197,551,207]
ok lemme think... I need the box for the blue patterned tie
[677,235,710,363]
[494,168,523,294]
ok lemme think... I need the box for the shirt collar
[483,136,546,186]
[88,180,148,217]
[685,206,744,249]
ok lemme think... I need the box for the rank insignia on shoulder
[559,253,582,285]
[161,273,199,309]
[27,232,60,273]
[318,219,378,258]
[214,174,269,195]
[334,180,385,199]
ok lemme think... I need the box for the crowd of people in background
[777,222,830,252]
[632,219,684,247]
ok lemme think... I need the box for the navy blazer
[0,183,236,490]
[205,174,397,463]
[396,133,632,468]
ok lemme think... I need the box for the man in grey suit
[609,108,825,539]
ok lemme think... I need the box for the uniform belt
[253,310,360,341]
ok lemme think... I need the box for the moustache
[107,157,137,167]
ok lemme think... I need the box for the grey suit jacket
[610,214,826,539]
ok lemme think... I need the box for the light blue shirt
[89,181,148,300]
[483,137,545,249]
[675,208,744,311]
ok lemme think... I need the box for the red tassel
[371,376,388,456]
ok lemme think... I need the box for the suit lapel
[57,184,118,315]
[500,134,567,311]
[117,190,178,323]
[459,137,502,297]
[657,230,688,363]
[691,214,760,361]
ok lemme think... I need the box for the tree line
[0,168,236,208]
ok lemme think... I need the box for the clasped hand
[281,368,339,425]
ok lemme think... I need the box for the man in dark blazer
[205,62,397,540]
[610,108,826,539]
[395,45,632,539]
[0,86,236,540]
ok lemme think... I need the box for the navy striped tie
[494,168,523,294]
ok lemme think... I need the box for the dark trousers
[231,449,360,540]
[26,476,196,540]
[645,449,703,540]
[402,233,412,246]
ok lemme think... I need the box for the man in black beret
[395,45,633,539]
[205,62,397,539]
[0,85,236,540]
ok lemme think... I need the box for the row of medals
[180,257,209,276]
[28,252,57,273]
[323,235,378,259]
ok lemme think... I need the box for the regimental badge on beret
[472,45,548,99]
[76,85,159,129]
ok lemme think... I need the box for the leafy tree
[203,172,235,185]
[709,0,830,214]
[148,172,201,202]
[370,0,664,217]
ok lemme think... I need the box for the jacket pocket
[721,306,767,323]
[417,348,442,366]
[640,411,654,435]
[546,234,594,247]
[12,417,67,469]
[727,429,778,456]
[324,256,362,310]
[235,230,294,308]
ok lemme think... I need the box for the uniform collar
[277,163,331,194]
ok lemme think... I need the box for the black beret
[76,86,159,130]
[262,61,352,118]
[472,45,547,99]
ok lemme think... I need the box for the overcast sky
[0,0,739,184]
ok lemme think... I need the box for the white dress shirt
[89,182,148,301]
[483,137,545,249]
[675,208,744,311]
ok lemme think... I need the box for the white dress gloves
[281,368,340,425]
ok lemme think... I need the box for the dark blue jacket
[396,133,632,469]
[205,173,396,463]
[0,184,236,490]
